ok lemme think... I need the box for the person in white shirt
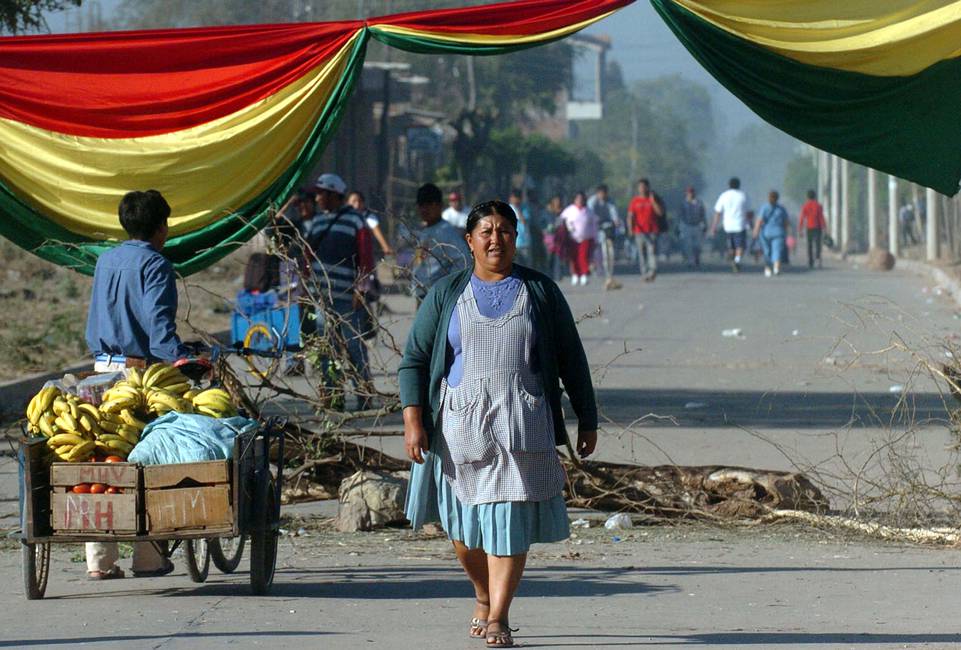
[710,177,753,272]
[442,191,469,230]
[347,190,394,257]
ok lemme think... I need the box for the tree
[0,0,80,34]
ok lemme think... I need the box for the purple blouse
[447,272,537,387]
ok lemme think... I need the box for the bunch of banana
[142,363,191,396]
[99,381,144,413]
[46,432,96,462]
[145,388,194,417]
[25,386,63,435]
[191,388,238,419]
[96,408,146,458]
[46,398,101,462]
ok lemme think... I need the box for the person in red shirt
[627,178,663,281]
[797,189,827,269]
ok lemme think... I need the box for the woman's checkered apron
[437,282,566,505]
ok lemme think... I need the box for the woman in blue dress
[399,200,597,647]
[754,190,790,277]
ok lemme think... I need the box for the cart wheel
[22,541,50,600]
[209,535,246,574]
[243,324,280,379]
[184,538,210,583]
[249,477,278,596]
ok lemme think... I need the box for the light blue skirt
[405,450,570,556]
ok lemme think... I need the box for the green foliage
[0,0,80,34]
[571,79,707,208]
[784,153,817,205]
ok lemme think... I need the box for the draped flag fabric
[651,0,961,197]
[0,0,631,275]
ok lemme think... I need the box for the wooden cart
[18,419,284,599]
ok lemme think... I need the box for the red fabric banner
[0,22,359,137]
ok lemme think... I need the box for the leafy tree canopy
[0,0,80,34]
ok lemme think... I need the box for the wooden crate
[51,492,138,533]
[144,460,233,534]
[50,461,141,534]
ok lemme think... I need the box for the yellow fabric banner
[0,32,360,240]
[674,0,961,76]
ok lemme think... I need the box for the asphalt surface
[3,255,961,649]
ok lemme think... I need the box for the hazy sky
[586,2,760,135]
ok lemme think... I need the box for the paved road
[3,257,961,649]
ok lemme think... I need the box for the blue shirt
[759,202,789,239]
[85,240,187,362]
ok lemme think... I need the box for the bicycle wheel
[184,538,210,583]
[243,324,280,379]
[22,541,50,600]
[250,473,278,595]
[209,535,246,574]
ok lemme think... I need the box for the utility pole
[867,167,878,250]
[830,155,840,246]
[926,187,939,260]
[840,159,850,255]
[888,175,899,256]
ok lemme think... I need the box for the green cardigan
[398,264,597,446]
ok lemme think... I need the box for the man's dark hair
[596,184,609,193]
[466,200,518,234]
[807,189,816,200]
[416,183,443,206]
[729,177,741,189]
[119,190,170,240]
[347,190,365,202]
[637,178,650,187]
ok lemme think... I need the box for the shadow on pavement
[0,631,334,648]
[159,564,674,600]
[594,387,948,429]
[528,632,961,646]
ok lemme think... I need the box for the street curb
[894,259,961,310]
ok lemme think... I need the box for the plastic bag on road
[604,513,633,530]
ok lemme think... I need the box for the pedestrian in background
[710,177,753,273]
[401,199,597,648]
[754,190,790,277]
[588,183,622,290]
[899,201,919,246]
[411,183,471,305]
[797,189,826,269]
[509,189,531,266]
[561,191,598,286]
[347,190,394,258]
[543,194,567,281]
[443,190,469,230]
[678,186,707,269]
[627,178,662,281]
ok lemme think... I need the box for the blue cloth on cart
[128,412,257,465]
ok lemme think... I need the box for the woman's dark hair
[466,200,518,234]
[119,189,170,240]
[347,190,365,202]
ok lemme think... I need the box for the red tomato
[89,483,107,494]
[104,456,125,463]
[105,486,123,494]
[72,483,91,494]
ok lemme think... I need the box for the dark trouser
[902,222,918,245]
[806,228,822,267]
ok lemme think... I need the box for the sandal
[486,622,518,648]
[88,566,125,580]
[470,600,490,639]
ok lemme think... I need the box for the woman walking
[400,200,597,647]
[754,190,790,276]
[560,191,598,286]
